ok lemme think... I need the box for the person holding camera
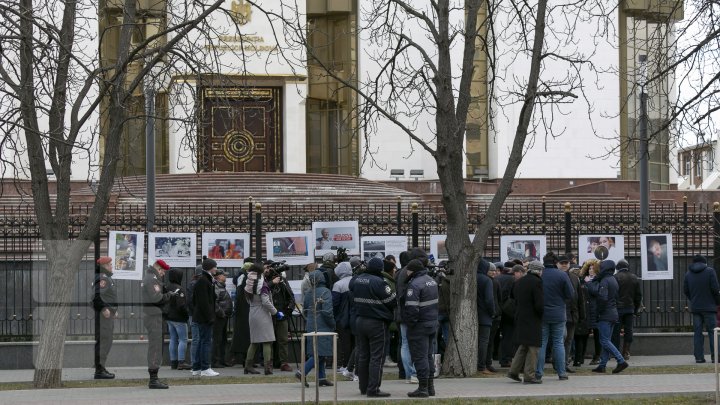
[244,263,279,375]
[265,261,295,372]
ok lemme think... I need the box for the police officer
[142,259,174,389]
[349,257,396,398]
[402,259,439,398]
[93,256,117,379]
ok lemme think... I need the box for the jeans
[167,320,188,362]
[476,325,491,371]
[598,320,625,367]
[693,312,717,361]
[190,320,199,365]
[536,321,566,378]
[191,322,213,371]
[304,355,327,379]
[400,323,416,378]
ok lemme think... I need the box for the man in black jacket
[212,270,233,368]
[507,260,544,384]
[402,259,439,398]
[612,259,642,360]
[684,255,720,363]
[350,257,396,398]
[266,263,295,372]
[191,258,218,377]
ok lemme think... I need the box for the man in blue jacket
[683,255,720,363]
[588,260,629,374]
[535,252,573,381]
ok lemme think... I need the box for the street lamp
[638,54,649,232]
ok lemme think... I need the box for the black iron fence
[1,199,718,339]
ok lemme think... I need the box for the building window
[307,99,354,174]
[706,149,714,171]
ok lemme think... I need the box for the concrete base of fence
[0,333,707,370]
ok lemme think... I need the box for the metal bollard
[300,331,338,405]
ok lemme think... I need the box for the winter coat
[230,271,251,355]
[512,271,544,347]
[684,262,720,313]
[214,280,233,319]
[332,263,353,330]
[564,270,583,324]
[615,268,642,315]
[394,267,410,323]
[476,260,495,327]
[166,269,189,322]
[587,265,619,323]
[575,280,593,334]
[192,271,216,324]
[497,272,515,323]
[541,266,573,323]
[303,270,336,357]
[246,275,277,343]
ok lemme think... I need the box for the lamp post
[145,83,156,232]
[638,54,649,232]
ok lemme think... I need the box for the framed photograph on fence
[500,235,547,263]
[148,232,196,268]
[429,234,475,262]
[311,221,360,256]
[641,234,673,280]
[361,236,408,261]
[108,231,144,280]
[266,231,314,265]
[578,235,625,263]
[201,233,250,267]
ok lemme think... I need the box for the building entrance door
[199,87,282,172]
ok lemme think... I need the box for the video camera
[427,259,454,279]
[265,260,290,278]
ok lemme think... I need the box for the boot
[94,365,115,379]
[622,342,631,360]
[427,376,436,397]
[148,369,169,389]
[407,378,429,398]
[264,361,274,375]
[170,360,178,370]
[244,358,260,374]
[177,362,192,370]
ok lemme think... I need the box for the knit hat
[367,257,384,273]
[349,257,363,269]
[543,251,557,266]
[202,258,217,271]
[616,259,630,270]
[512,264,525,274]
[527,260,544,273]
[406,259,425,272]
[693,255,707,264]
[155,259,171,271]
[322,252,336,268]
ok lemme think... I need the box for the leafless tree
[0,0,284,388]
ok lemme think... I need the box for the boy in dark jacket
[684,255,720,363]
[191,258,218,376]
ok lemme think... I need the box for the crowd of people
[90,246,719,394]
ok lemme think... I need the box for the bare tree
[0,0,283,388]
[273,0,610,375]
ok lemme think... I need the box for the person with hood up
[476,259,496,374]
[683,255,720,363]
[296,270,336,387]
[612,259,642,360]
[332,261,354,373]
[166,268,190,370]
[244,263,279,375]
[587,260,629,374]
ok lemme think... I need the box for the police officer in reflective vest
[142,259,174,389]
[401,259,439,398]
[93,256,117,379]
[349,257,396,398]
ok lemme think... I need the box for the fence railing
[0,199,718,339]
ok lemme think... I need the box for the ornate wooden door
[199,87,282,172]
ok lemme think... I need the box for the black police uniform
[401,267,439,395]
[349,263,396,397]
[142,265,173,388]
[92,267,117,378]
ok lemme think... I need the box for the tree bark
[33,240,92,388]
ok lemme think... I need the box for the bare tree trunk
[33,240,91,388]
[441,251,478,377]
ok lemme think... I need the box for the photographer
[265,261,295,372]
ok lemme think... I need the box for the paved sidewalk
[0,356,716,404]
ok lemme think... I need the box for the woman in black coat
[230,263,252,365]
[507,261,544,384]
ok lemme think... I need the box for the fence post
[248,196,254,255]
[411,202,419,248]
[564,202,572,254]
[396,196,402,235]
[714,202,720,270]
[255,202,262,261]
[542,196,547,225]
